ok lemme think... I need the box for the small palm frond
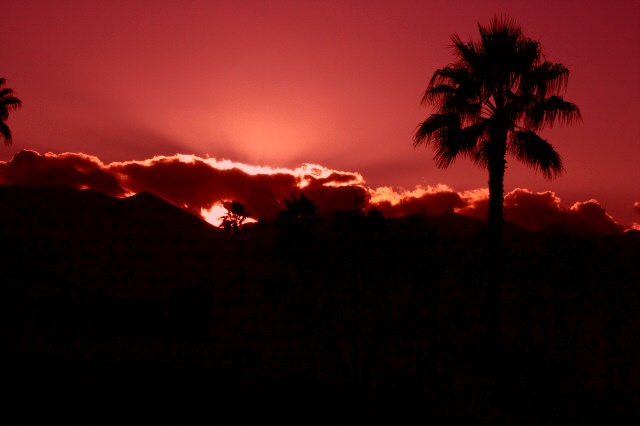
[414,113,459,147]
[3,97,21,110]
[428,63,472,88]
[0,88,14,98]
[513,38,541,73]
[463,119,491,145]
[415,113,484,169]
[0,78,21,146]
[0,122,12,146]
[433,122,485,168]
[426,69,481,115]
[535,62,570,95]
[450,34,482,67]
[0,93,21,119]
[432,130,478,169]
[421,84,455,105]
[477,17,525,67]
[441,93,482,118]
[526,95,582,129]
[519,61,570,101]
[509,130,564,179]
[473,139,491,169]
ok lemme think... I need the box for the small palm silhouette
[276,192,319,223]
[0,78,22,146]
[219,201,250,236]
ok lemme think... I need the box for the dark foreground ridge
[1,184,639,423]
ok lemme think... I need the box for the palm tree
[0,78,22,145]
[219,201,250,236]
[276,192,319,224]
[274,192,321,258]
[414,16,581,349]
[415,16,580,260]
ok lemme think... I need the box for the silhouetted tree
[276,192,319,223]
[0,78,22,145]
[219,201,250,236]
[415,16,581,263]
[414,16,581,350]
[274,192,322,260]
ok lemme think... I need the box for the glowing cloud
[371,185,625,233]
[0,151,366,225]
[369,184,467,217]
[0,150,127,197]
[0,150,630,233]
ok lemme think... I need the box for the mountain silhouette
[0,184,241,274]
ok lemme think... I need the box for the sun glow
[201,203,229,227]
[201,202,257,228]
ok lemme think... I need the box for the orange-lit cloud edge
[1,150,637,233]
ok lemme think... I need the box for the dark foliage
[1,185,639,423]
[219,200,251,236]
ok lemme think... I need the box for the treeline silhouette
[1,184,639,423]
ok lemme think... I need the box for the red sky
[1,1,639,229]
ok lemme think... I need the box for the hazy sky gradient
[1,0,638,225]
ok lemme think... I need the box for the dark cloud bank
[0,150,631,233]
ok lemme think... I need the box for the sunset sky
[1,0,638,230]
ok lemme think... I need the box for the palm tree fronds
[462,119,490,143]
[516,38,541,70]
[428,64,472,88]
[473,139,491,169]
[415,113,483,169]
[416,15,579,206]
[509,130,564,179]
[421,84,455,105]
[535,62,570,95]
[450,34,482,66]
[519,62,570,100]
[441,95,482,117]
[414,113,459,147]
[0,94,22,111]
[0,88,15,98]
[0,122,12,146]
[526,95,582,129]
[432,130,478,169]
[0,77,21,146]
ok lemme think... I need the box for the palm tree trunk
[486,131,507,359]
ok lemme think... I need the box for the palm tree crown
[277,193,319,221]
[0,78,22,146]
[415,16,580,177]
